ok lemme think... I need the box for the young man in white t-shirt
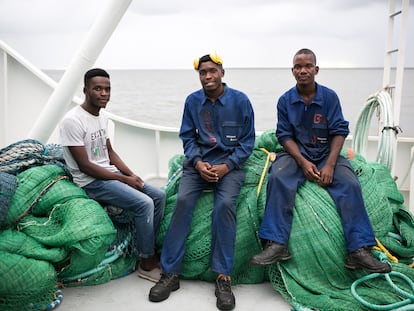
[60,68,165,282]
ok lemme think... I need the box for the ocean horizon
[45,68,414,136]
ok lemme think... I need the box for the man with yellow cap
[148,53,255,310]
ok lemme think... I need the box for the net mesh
[0,250,58,311]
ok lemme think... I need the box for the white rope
[352,90,397,170]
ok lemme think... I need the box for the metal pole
[28,0,132,142]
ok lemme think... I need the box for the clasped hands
[195,161,230,183]
[301,160,334,187]
[125,174,145,190]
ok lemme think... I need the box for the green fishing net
[157,129,414,310]
[2,164,69,228]
[266,147,414,310]
[0,228,67,263]
[18,198,117,277]
[0,154,136,310]
[0,250,58,311]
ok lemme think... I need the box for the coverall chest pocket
[221,121,242,146]
[312,123,328,145]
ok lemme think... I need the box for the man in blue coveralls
[249,48,391,274]
[149,53,255,310]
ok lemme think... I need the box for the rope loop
[351,271,414,310]
[352,89,395,169]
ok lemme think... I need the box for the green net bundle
[157,129,414,310]
[267,147,414,311]
[0,229,67,262]
[18,197,117,277]
[2,164,70,227]
[0,250,58,311]
[0,141,138,311]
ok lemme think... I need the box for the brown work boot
[138,254,161,282]
[250,240,291,265]
[345,246,391,273]
[139,254,159,270]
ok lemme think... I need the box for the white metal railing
[0,39,60,147]
[0,38,182,180]
[105,112,181,180]
[1,38,413,211]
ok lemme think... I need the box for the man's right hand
[300,159,320,183]
[195,161,219,183]
[123,174,144,190]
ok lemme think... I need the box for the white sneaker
[137,265,162,282]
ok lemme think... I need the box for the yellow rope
[257,148,276,196]
[374,238,399,263]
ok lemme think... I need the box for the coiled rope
[352,90,398,170]
[351,271,414,310]
[0,139,66,175]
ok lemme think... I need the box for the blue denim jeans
[83,176,165,258]
[160,160,245,275]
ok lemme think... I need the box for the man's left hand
[318,165,334,187]
[209,164,230,181]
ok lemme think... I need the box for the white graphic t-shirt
[60,105,117,187]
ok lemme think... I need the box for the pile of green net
[0,140,136,311]
[2,131,414,310]
[157,129,414,310]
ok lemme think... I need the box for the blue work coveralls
[259,83,376,253]
[161,84,255,275]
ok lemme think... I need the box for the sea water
[45,68,414,136]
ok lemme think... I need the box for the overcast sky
[1,0,413,69]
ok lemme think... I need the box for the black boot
[215,275,235,311]
[345,247,391,273]
[148,273,180,302]
[250,241,291,265]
